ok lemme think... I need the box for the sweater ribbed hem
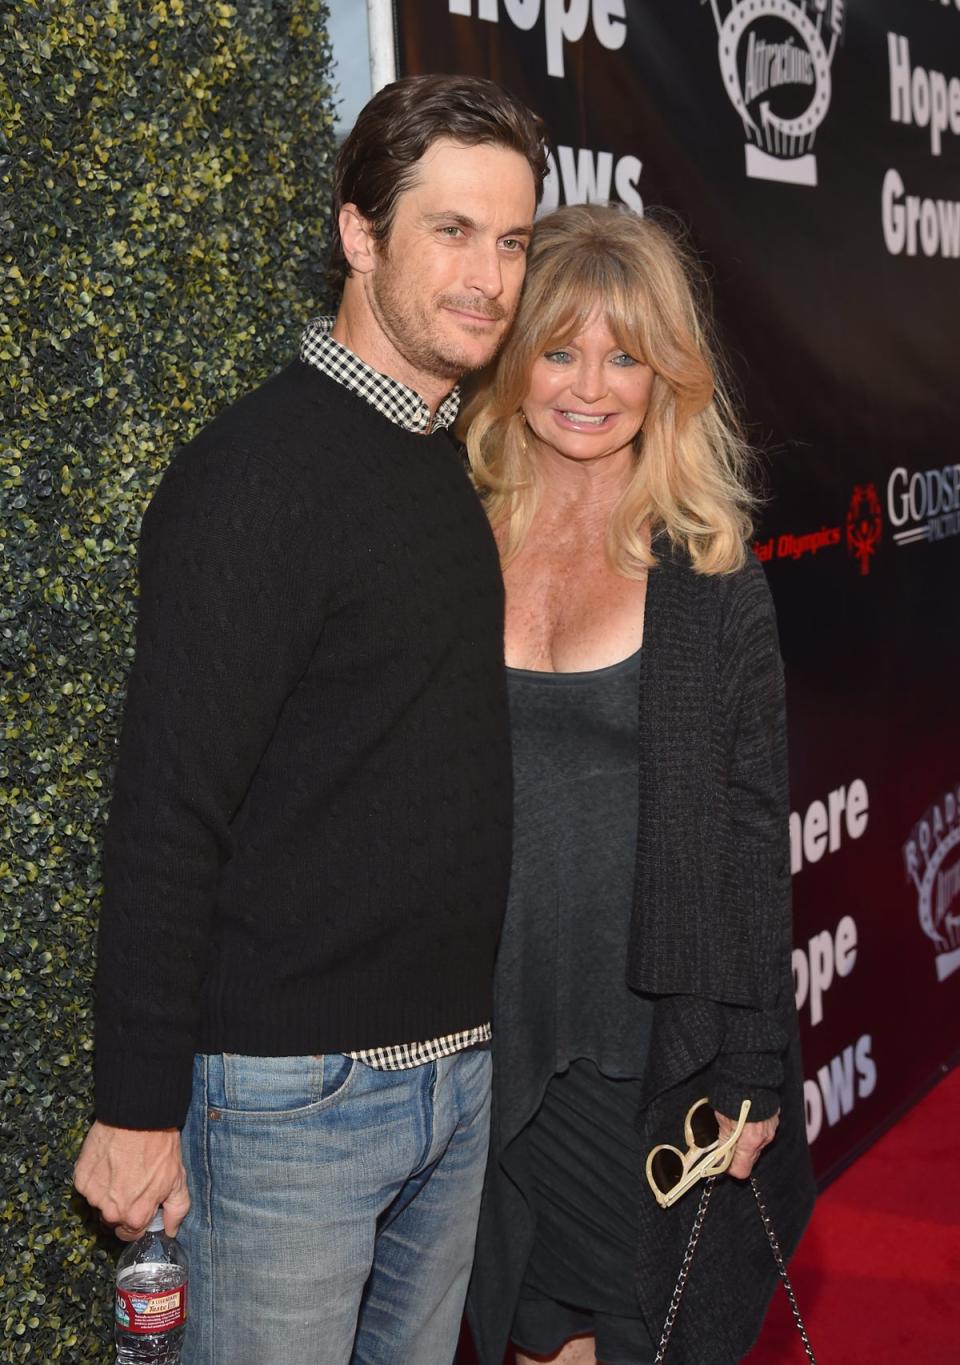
[95,1040,196,1131]
[95,977,497,1130]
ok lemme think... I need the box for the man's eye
[500,238,527,253]
[439,225,464,237]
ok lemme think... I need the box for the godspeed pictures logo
[904,785,960,983]
[887,464,960,549]
[706,0,845,186]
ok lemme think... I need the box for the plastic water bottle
[114,1210,188,1363]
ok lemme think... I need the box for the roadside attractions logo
[753,481,882,575]
[706,0,845,186]
[903,784,960,983]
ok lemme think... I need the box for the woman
[463,204,815,1365]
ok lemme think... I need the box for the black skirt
[509,1058,655,1365]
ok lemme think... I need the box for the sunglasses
[645,1098,752,1209]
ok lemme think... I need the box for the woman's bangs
[534,255,651,364]
[596,260,652,364]
[529,271,597,354]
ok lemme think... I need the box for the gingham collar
[299,316,461,434]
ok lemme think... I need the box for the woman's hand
[715,1108,780,1179]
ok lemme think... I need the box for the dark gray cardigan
[467,545,815,1365]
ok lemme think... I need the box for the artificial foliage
[0,2,336,1356]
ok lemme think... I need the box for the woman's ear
[338,204,376,275]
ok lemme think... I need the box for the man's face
[366,138,537,383]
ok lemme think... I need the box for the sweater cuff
[707,1047,784,1124]
[708,1079,781,1124]
[95,1042,195,1131]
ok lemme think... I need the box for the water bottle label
[115,1282,187,1335]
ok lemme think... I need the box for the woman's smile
[522,312,653,465]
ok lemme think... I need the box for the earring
[517,410,529,453]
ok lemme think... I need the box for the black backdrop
[394,0,960,1180]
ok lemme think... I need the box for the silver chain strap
[653,1177,717,1364]
[748,1176,817,1363]
[653,1175,816,1364]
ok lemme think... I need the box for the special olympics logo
[845,483,882,576]
[706,0,845,186]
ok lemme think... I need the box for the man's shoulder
[188,360,333,456]
[142,365,320,530]
[169,360,387,485]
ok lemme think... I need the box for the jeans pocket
[218,1053,357,1115]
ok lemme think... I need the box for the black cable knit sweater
[94,361,512,1130]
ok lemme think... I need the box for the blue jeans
[178,1047,491,1364]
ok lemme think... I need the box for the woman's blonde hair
[462,203,755,576]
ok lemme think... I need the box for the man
[74,74,547,1364]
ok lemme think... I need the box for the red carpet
[460,1064,960,1363]
[745,1063,960,1365]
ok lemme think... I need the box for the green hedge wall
[1,3,336,1357]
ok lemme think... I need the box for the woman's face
[521,311,654,469]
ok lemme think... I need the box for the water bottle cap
[147,1210,165,1233]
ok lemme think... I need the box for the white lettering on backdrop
[883,32,960,258]
[447,0,626,79]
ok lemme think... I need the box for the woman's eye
[613,352,639,367]
[544,350,572,363]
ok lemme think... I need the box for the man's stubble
[368,246,512,384]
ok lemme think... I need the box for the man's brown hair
[329,74,548,289]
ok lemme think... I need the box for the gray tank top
[506,646,653,1078]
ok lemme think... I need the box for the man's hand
[74,1121,189,1241]
[715,1109,779,1180]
